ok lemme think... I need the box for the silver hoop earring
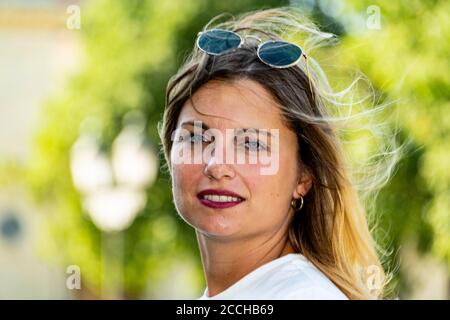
[290,195,304,212]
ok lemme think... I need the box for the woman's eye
[244,139,267,151]
[189,133,210,144]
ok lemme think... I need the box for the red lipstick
[197,189,245,209]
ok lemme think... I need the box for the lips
[197,189,245,209]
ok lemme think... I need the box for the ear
[292,167,312,199]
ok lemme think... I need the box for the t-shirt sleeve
[285,285,349,300]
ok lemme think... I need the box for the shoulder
[284,285,348,300]
[267,254,349,300]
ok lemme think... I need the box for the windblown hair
[158,7,403,299]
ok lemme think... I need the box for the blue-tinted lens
[258,41,303,68]
[197,29,241,55]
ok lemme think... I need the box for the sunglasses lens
[258,41,302,68]
[197,29,241,55]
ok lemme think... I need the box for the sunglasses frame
[196,28,307,69]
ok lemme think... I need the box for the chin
[190,213,243,239]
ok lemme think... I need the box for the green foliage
[340,0,450,296]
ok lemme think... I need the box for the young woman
[158,7,400,299]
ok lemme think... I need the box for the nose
[203,143,235,180]
[204,159,235,180]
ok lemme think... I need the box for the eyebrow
[180,120,210,130]
[180,120,275,137]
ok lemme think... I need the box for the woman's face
[170,78,307,240]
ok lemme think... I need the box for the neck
[197,225,295,297]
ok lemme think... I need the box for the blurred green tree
[334,0,449,297]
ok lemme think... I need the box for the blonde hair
[158,6,404,299]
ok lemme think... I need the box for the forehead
[177,79,286,130]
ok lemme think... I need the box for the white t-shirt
[198,253,348,300]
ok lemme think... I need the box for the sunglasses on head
[196,28,307,69]
[196,28,315,102]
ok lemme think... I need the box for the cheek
[240,164,285,210]
[172,163,193,184]
[171,164,201,210]
[241,154,296,218]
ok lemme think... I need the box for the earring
[290,195,304,212]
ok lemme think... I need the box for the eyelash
[188,133,211,144]
[186,133,268,151]
[243,138,267,151]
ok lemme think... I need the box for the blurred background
[0,0,448,299]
